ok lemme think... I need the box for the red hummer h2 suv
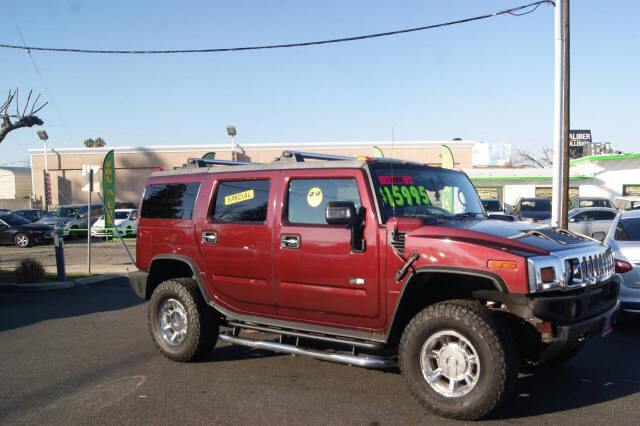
[129,151,619,420]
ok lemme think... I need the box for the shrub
[15,258,46,283]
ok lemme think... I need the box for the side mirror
[569,217,576,223]
[325,202,357,226]
[592,231,606,242]
[325,201,365,252]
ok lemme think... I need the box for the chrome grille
[564,247,615,288]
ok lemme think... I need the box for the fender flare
[148,254,213,304]
[384,266,508,342]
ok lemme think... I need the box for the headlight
[527,256,566,293]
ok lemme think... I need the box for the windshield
[0,214,31,226]
[57,207,80,218]
[482,199,502,211]
[521,199,551,212]
[115,211,129,219]
[579,199,614,208]
[370,164,485,222]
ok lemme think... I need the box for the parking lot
[0,239,136,275]
[1,278,640,425]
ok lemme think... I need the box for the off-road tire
[399,300,518,420]
[14,232,31,248]
[148,278,219,362]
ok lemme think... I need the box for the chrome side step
[218,334,395,369]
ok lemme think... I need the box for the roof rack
[186,158,257,168]
[275,151,356,162]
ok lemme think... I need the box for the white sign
[82,165,101,192]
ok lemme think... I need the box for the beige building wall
[0,167,31,199]
[29,141,476,208]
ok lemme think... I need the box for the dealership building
[27,141,640,211]
[28,140,478,208]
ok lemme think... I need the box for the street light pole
[226,126,237,162]
[551,0,570,228]
[37,130,49,211]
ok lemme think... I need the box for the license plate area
[601,313,614,337]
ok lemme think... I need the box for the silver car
[539,207,618,239]
[603,210,640,313]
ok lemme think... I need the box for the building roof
[28,140,478,156]
[465,167,594,181]
[0,167,31,175]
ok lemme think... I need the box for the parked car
[36,204,104,239]
[91,209,139,238]
[602,210,640,314]
[614,196,640,211]
[0,213,53,247]
[480,198,517,222]
[512,197,552,221]
[128,151,619,420]
[539,207,618,239]
[569,197,616,210]
[11,209,47,223]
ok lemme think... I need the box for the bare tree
[512,148,553,168]
[0,88,48,144]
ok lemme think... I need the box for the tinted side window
[212,180,270,223]
[288,178,361,225]
[593,211,616,220]
[141,183,200,219]
[615,218,640,241]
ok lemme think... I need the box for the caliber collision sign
[569,130,592,159]
[102,150,116,227]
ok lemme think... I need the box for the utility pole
[551,0,570,228]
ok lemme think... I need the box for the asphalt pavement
[2,278,640,425]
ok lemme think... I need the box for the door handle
[280,234,300,249]
[202,231,218,244]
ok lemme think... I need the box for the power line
[15,27,78,147]
[0,1,553,55]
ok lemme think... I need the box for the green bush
[15,258,46,283]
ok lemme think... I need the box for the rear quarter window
[141,183,200,219]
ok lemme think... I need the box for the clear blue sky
[1,1,638,167]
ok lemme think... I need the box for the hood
[16,223,54,232]
[404,219,597,254]
[93,217,126,226]
[37,216,72,226]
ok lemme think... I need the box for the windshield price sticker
[225,189,255,205]
[378,184,431,207]
[378,176,414,185]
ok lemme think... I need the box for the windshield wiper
[452,212,484,219]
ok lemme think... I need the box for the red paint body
[137,168,535,336]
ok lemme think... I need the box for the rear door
[272,169,383,329]
[196,173,276,315]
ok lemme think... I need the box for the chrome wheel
[158,298,188,346]
[15,233,30,247]
[420,330,480,398]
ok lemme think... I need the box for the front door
[273,170,383,329]
[196,175,276,315]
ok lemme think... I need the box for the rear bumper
[129,269,149,299]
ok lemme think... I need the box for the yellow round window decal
[307,187,323,207]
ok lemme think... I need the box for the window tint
[615,218,640,241]
[212,180,270,223]
[593,210,616,220]
[288,178,361,225]
[141,183,200,219]
[572,213,588,222]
